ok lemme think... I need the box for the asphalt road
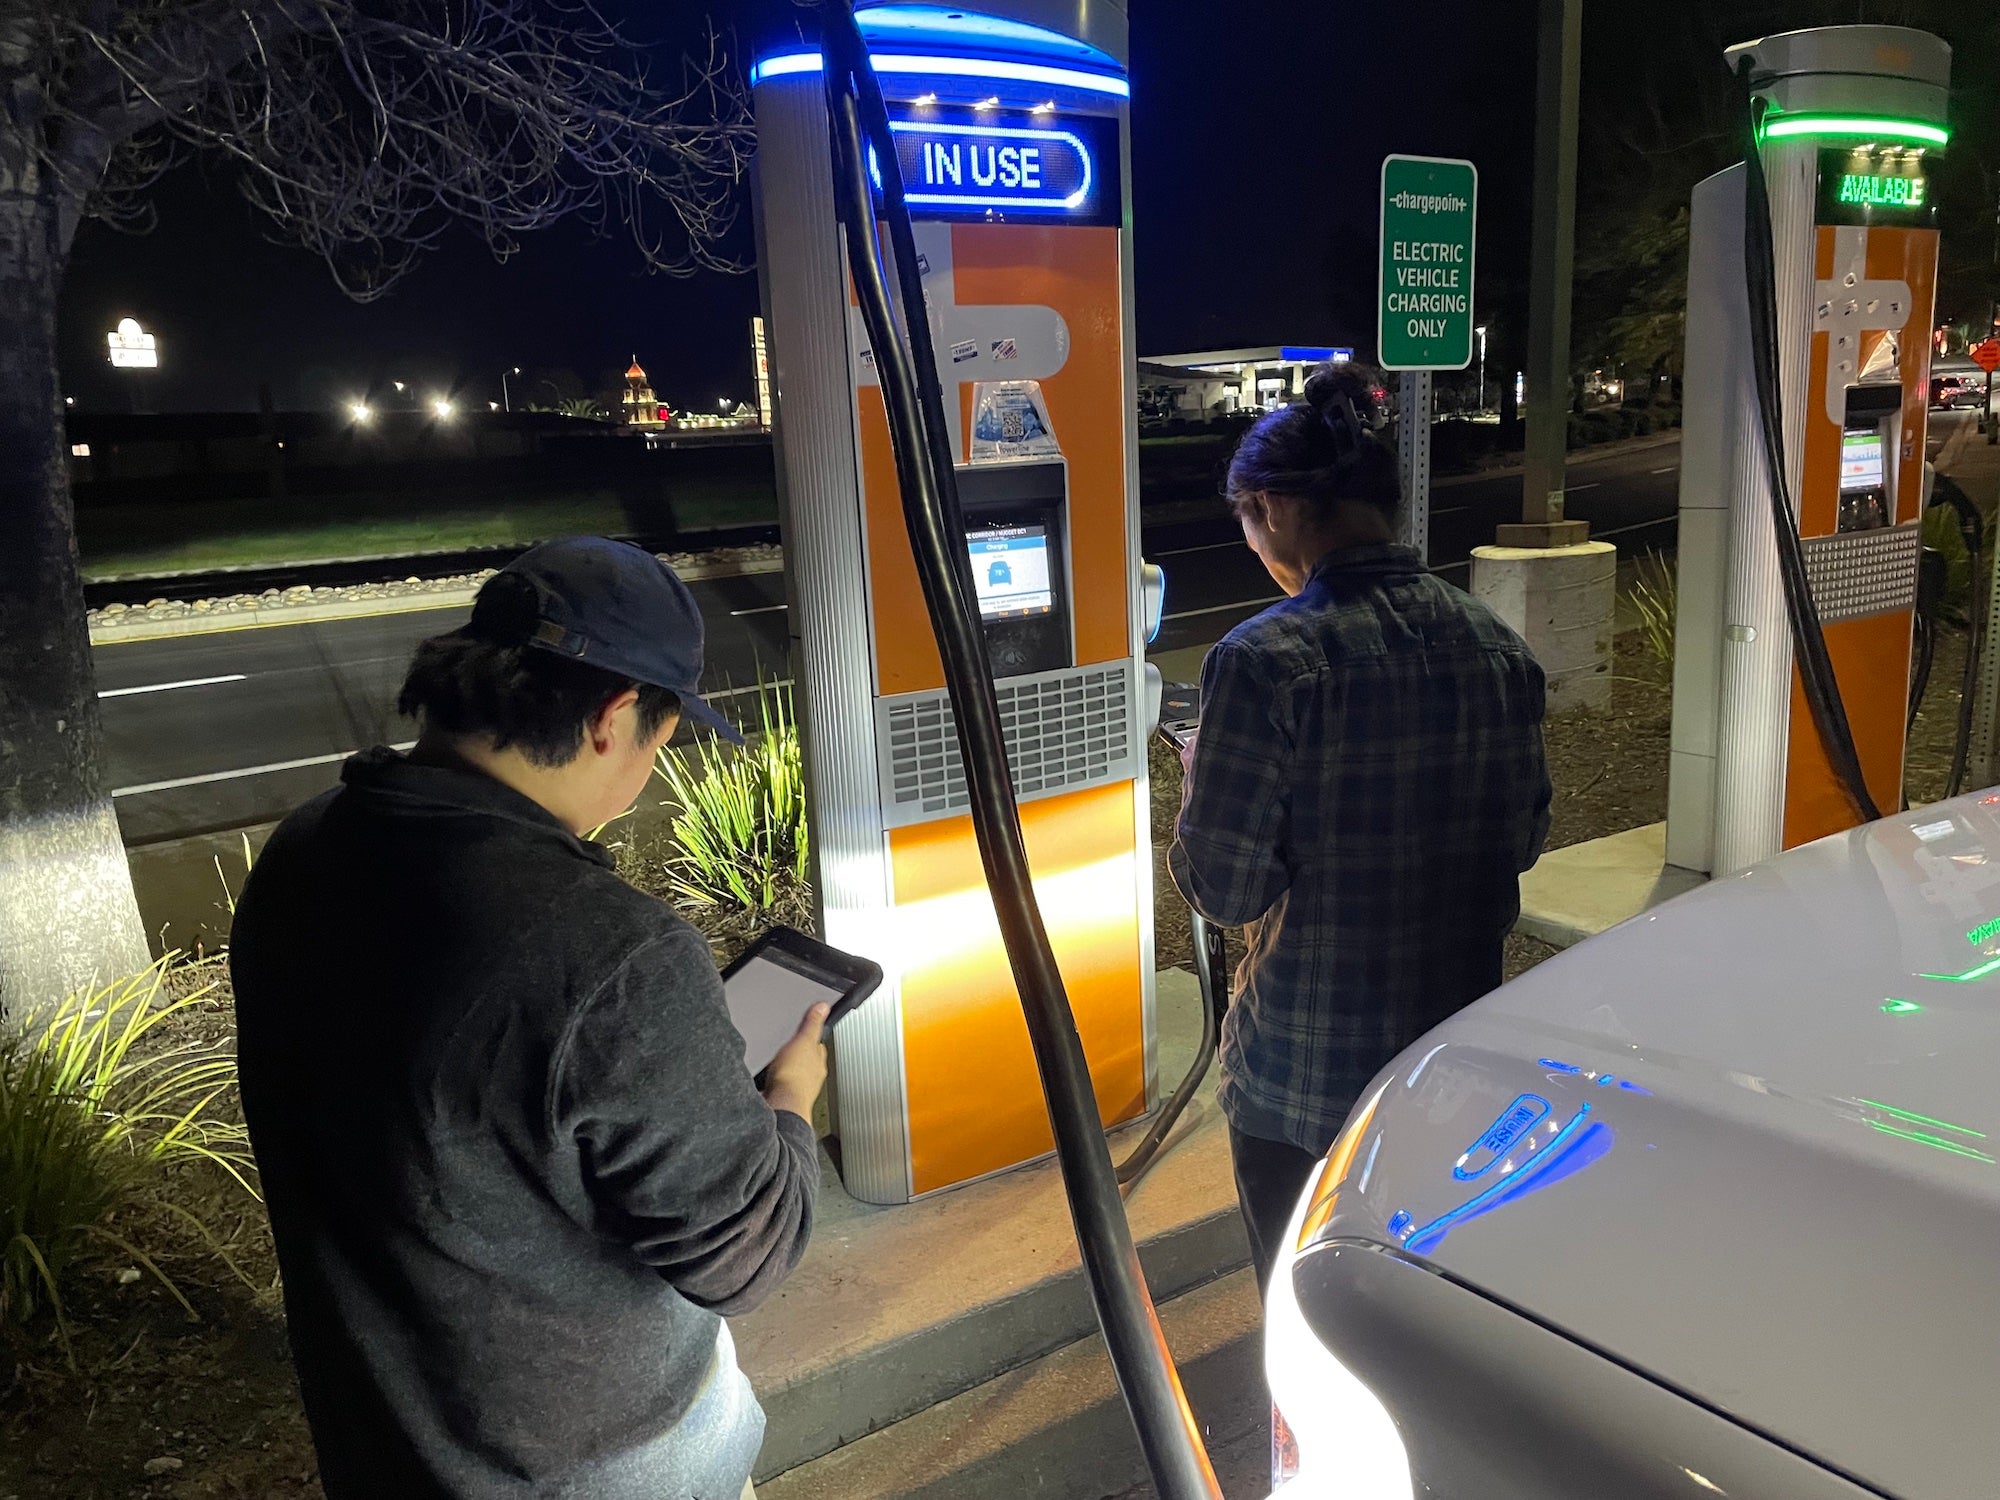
[97,569,790,844]
[1148,434,1683,656]
[96,436,1683,845]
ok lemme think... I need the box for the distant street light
[64,396,75,408]
[393,380,407,393]
[431,396,456,420]
[488,401,500,412]
[106,317,158,369]
[349,402,373,423]
[502,366,522,412]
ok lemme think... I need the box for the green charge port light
[1760,113,1951,149]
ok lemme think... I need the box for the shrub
[0,959,258,1352]
[1630,552,1678,667]
[652,680,812,923]
[1922,501,1973,619]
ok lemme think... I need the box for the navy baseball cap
[468,537,743,743]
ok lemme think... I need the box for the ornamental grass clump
[1631,552,1678,667]
[653,679,812,924]
[0,958,258,1354]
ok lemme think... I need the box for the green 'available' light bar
[1760,112,1951,148]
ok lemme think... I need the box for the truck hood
[1304,793,2000,1499]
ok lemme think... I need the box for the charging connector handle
[816,10,1220,1497]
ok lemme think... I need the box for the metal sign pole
[1398,370,1433,565]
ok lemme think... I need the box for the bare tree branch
[8,0,751,294]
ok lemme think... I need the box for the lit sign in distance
[1817,148,1933,228]
[106,317,158,369]
[879,104,1119,225]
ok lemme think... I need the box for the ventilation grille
[880,665,1133,825]
[1802,522,1920,625]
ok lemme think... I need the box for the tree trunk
[0,187,150,1022]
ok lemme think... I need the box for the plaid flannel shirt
[1169,543,1551,1156]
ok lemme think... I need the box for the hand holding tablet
[721,926,882,1076]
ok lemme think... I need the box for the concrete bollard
[1470,540,1618,713]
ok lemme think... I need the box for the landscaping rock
[86,542,786,635]
[142,1457,183,1476]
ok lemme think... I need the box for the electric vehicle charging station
[1668,26,1950,878]
[750,5,1165,1207]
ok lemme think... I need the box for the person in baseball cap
[229,536,824,1500]
[467,534,745,745]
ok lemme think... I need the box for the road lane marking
[729,604,789,617]
[98,674,247,699]
[1650,465,1677,474]
[1566,483,1600,493]
[112,742,417,798]
[1591,517,1677,542]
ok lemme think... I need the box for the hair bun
[1299,365,1375,460]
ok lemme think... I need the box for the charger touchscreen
[968,527,1054,619]
[726,951,847,1075]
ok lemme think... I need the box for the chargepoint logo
[1387,189,1471,216]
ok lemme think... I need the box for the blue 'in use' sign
[875,106,1120,226]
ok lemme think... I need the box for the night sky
[56,1,1539,415]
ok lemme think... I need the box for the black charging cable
[1115,759,1224,1190]
[1737,65,1882,824]
[816,9,1221,1496]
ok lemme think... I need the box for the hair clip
[1320,391,1362,461]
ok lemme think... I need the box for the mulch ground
[2,618,1977,1497]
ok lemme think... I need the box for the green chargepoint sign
[1379,154,1477,371]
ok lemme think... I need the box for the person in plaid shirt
[1169,366,1551,1286]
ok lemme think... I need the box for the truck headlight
[1264,1162,1412,1499]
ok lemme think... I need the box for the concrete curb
[87,555,783,646]
[752,1201,1249,1481]
[759,1269,1264,1500]
[1515,822,1701,949]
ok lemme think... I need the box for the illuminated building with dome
[621,359,666,428]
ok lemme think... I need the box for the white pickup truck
[1268,793,2000,1499]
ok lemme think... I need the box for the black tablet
[720,926,883,1075]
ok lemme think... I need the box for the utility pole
[1499,0,1588,547]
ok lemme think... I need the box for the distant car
[1931,358,1987,410]
[1266,791,2000,1499]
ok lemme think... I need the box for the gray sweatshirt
[231,748,817,1498]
